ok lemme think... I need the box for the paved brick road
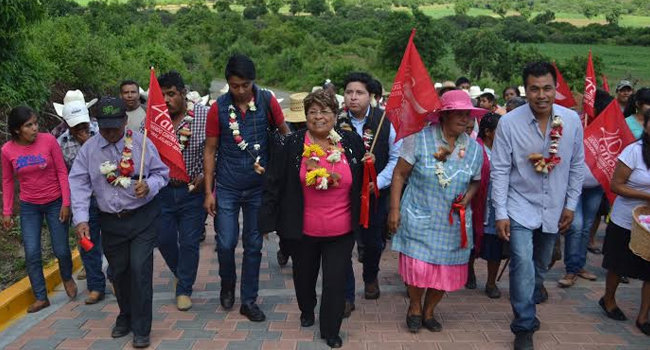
[2,221,650,350]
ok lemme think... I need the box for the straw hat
[53,90,97,119]
[468,86,482,99]
[283,92,308,123]
[427,90,489,124]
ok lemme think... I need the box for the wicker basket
[630,205,650,262]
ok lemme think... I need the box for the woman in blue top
[388,90,486,333]
[625,88,650,139]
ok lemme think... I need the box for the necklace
[433,127,467,188]
[528,115,563,174]
[100,129,134,188]
[178,109,194,151]
[303,129,343,190]
[228,99,264,174]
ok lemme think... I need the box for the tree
[304,0,328,16]
[268,0,283,14]
[289,0,302,15]
[213,0,232,11]
[332,0,346,13]
[453,0,470,16]
[452,28,505,81]
[605,5,622,25]
[489,0,511,18]
[0,0,44,59]
[531,10,555,25]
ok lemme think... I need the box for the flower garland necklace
[100,129,135,188]
[228,99,265,174]
[303,129,343,190]
[362,128,374,151]
[432,128,467,188]
[178,109,194,152]
[528,115,563,174]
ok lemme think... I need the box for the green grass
[524,43,650,87]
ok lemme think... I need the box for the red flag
[583,100,635,203]
[144,68,189,182]
[602,74,610,93]
[385,29,441,141]
[582,50,597,126]
[552,62,576,109]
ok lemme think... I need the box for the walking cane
[497,258,509,282]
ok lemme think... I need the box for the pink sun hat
[427,90,488,124]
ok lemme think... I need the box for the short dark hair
[479,92,496,103]
[304,89,339,117]
[8,106,36,141]
[594,88,614,117]
[225,54,256,80]
[120,80,139,91]
[522,61,557,88]
[343,72,373,93]
[158,71,185,92]
[478,112,501,139]
[502,86,520,98]
[455,76,470,86]
[369,79,383,97]
[506,97,527,111]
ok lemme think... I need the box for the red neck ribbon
[448,195,468,249]
[360,159,379,228]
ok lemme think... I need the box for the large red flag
[583,100,635,203]
[582,50,597,127]
[602,74,610,93]
[144,68,189,182]
[385,29,441,141]
[552,62,576,109]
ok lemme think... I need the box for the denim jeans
[215,184,263,305]
[509,218,557,333]
[157,185,206,296]
[20,198,73,301]
[79,197,107,292]
[563,186,604,274]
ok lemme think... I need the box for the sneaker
[514,331,534,350]
[558,274,577,288]
[364,280,380,300]
[176,295,192,311]
[240,303,266,322]
[63,279,78,299]
[85,291,105,305]
[577,269,597,281]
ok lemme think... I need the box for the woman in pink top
[2,106,77,313]
[260,90,366,348]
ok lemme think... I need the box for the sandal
[598,298,627,321]
[636,321,650,336]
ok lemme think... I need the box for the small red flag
[144,68,189,182]
[385,29,441,141]
[552,62,576,109]
[583,100,635,203]
[602,74,610,93]
[582,50,597,127]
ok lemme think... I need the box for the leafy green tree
[453,28,504,80]
[0,0,43,59]
[268,0,283,14]
[489,0,511,18]
[332,0,347,13]
[289,0,302,15]
[605,5,622,25]
[453,0,470,16]
[531,10,555,25]
[304,0,328,16]
[213,0,232,11]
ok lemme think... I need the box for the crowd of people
[2,55,650,350]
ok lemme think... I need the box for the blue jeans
[20,198,72,301]
[509,218,557,333]
[564,186,603,274]
[157,185,206,296]
[215,185,263,305]
[79,197,108,292]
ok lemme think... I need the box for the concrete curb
[0,249,82,331]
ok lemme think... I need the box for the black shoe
[485,285,502,299]
[300,313,315,327]
[111,324,130,338]
[240,303,266,322]
[220,284,235,310]
[132,335,150,348]
[534,286,548,304]
[422,317,442,332]
[406,314,422,333]
[599,297,627,321]
[465,270,476,290]
[343,301,355,318]
[324,335,343,348]
[636,320,650,336]
[364,280,380,300]
[620,276,630,284]
[277,249,289,267]
[514,331,534,350]
[199,231,206,242]
[357,246,364,263]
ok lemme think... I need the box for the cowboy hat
[518,85,526,97]
[53,90,97,118]
[219,84,229,95]
[468,86,482,99]
[283,92,309,123]
[427,90,488,124]
[480,88,496,98]
[139,87,149,101]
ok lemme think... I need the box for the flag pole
[369,110,387,154]
[138,66,154,182]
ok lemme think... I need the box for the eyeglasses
[307,110,334,117]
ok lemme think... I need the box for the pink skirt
[398,253,468,292]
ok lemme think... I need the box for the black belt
[100,208,137,218]
[168,178,189,187]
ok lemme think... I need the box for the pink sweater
[2,133,71,215]
[300,137,352,237]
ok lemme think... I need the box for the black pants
[360,192,389,282]
[100,199,159,337]
[290,233,354,339]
